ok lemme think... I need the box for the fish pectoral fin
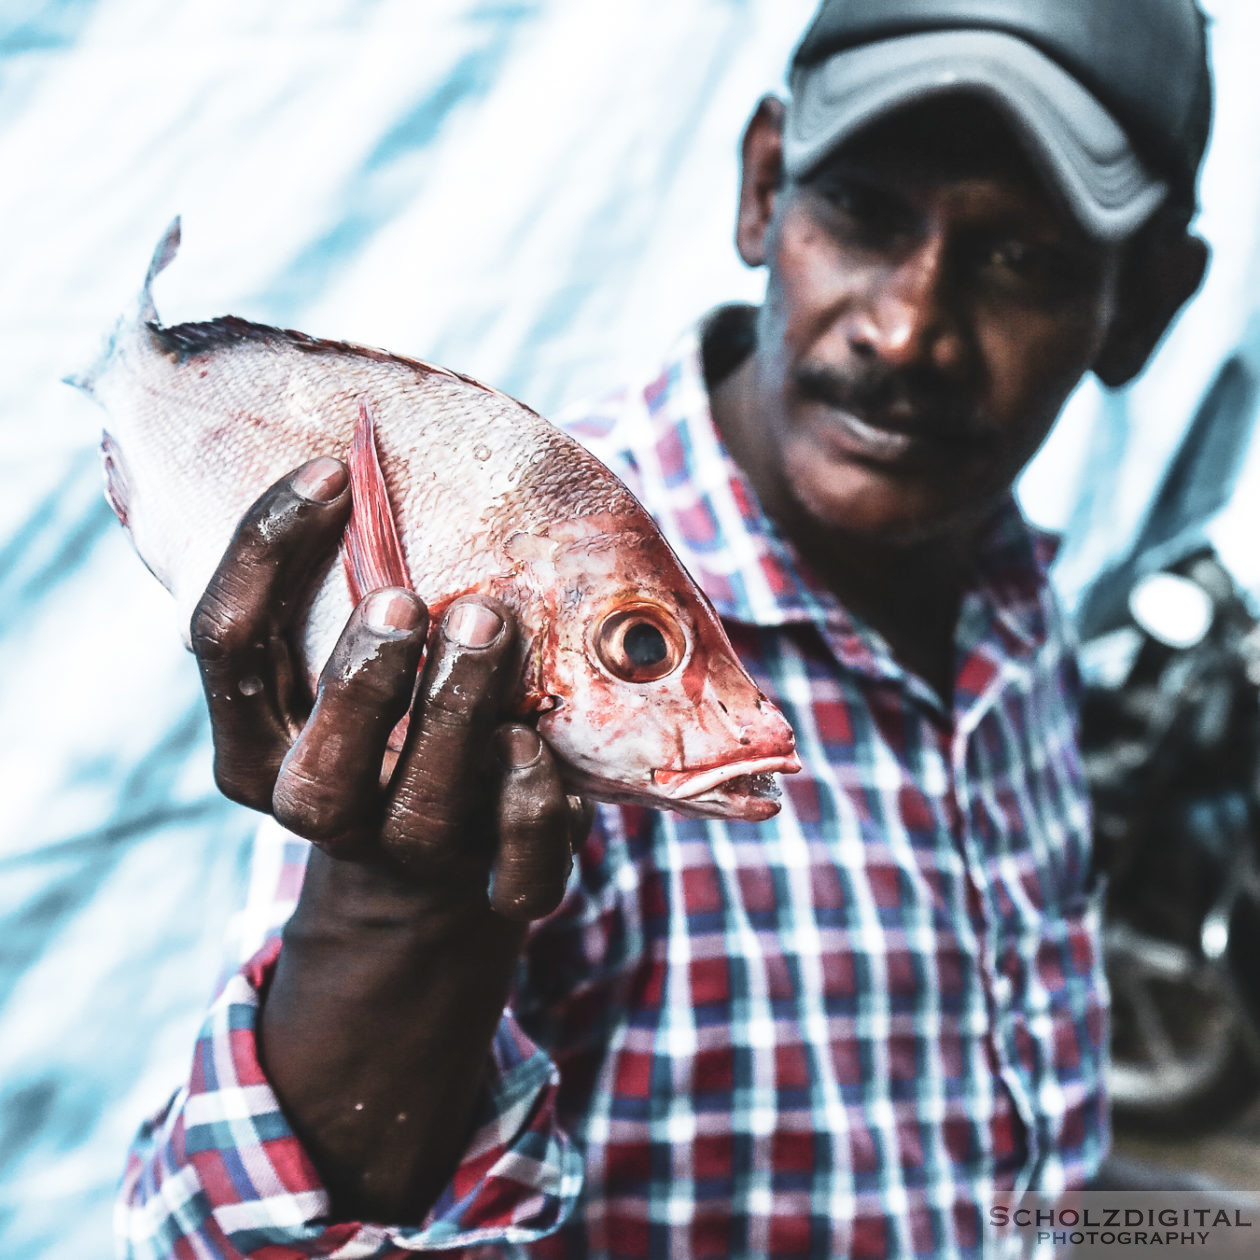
[341,397,414,603]
[99,431,133,531]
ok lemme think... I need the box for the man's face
[745,98,1125,545]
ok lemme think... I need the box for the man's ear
[735,95,787,268]
[1095,227,1210,388]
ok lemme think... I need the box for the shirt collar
[630,318,839,629]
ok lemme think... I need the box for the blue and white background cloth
[2,2,1258,1256]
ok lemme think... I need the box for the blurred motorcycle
[1075,349,1260,1133]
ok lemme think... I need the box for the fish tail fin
[341,397,414,603]
[61,366,97,397]
[63,216,183,398]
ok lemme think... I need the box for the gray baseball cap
[785,0,1213,240]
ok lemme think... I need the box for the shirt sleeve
[116,843,583,1258]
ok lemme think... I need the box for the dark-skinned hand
[189,455,585,1223]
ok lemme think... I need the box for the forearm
[259,847,526,1224]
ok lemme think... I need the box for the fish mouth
[652,754,803,822]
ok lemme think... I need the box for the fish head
[505,516,800,821]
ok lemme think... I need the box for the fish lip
[669,790,783,822]
[652,754,802,801]
[559,754,802,822]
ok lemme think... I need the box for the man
[119,1,1212,1256]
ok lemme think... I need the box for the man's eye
[987,240,1042,275]
[811,179,904,243]
[980,239,1079,299]
[819,182,870,217]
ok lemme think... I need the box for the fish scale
[67,220,800,820]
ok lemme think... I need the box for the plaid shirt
[119,316,1108,1258]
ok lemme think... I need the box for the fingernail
[292,457,348,502]
[363,588,424,634]
[445,601,502,647]
[499,725,542,768]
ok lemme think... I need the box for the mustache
[792,362,992,445]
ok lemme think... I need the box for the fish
[66,219,800,821]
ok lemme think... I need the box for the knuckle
[322,655,413,715]
[384,780,464,840]
[402,705,495,780]
[310,832,365,860]
[212,758,272,812]
[189,595,234,662]
[190,585,256,663]
[505,792,568,837]
[381,837,440,878]
[422,646,510,717]
[422,678,491,727]
[272,764,359,841]
[500,763,568,835]
[379,825,475,888]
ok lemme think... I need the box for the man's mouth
[821,407,917,463]
[793,365,985,469]
[808,401,981,469]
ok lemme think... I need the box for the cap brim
[786,29,1168,240]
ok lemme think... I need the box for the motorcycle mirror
[1128,572,1214,649]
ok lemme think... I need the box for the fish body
[68,221,799,819]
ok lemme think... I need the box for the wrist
[259,844,526,1226]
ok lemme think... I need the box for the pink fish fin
[340,397,414,605]
[341,400,416,758]
[387,712,412,754]
[99,431,132,531]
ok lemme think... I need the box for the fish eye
[593,604,686,684]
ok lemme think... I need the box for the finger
[273,588,428,853]
[190,456,350,809]
[382,597,515,870]
[489,727,575,922]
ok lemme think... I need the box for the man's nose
[848,235,969,377]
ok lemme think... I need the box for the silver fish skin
[67,220,800,820]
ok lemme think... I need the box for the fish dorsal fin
[341,397,413,604]
[144,314,538,418]
[141,217,181,324]
[64,216,182,396]
[146,315,273,361]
